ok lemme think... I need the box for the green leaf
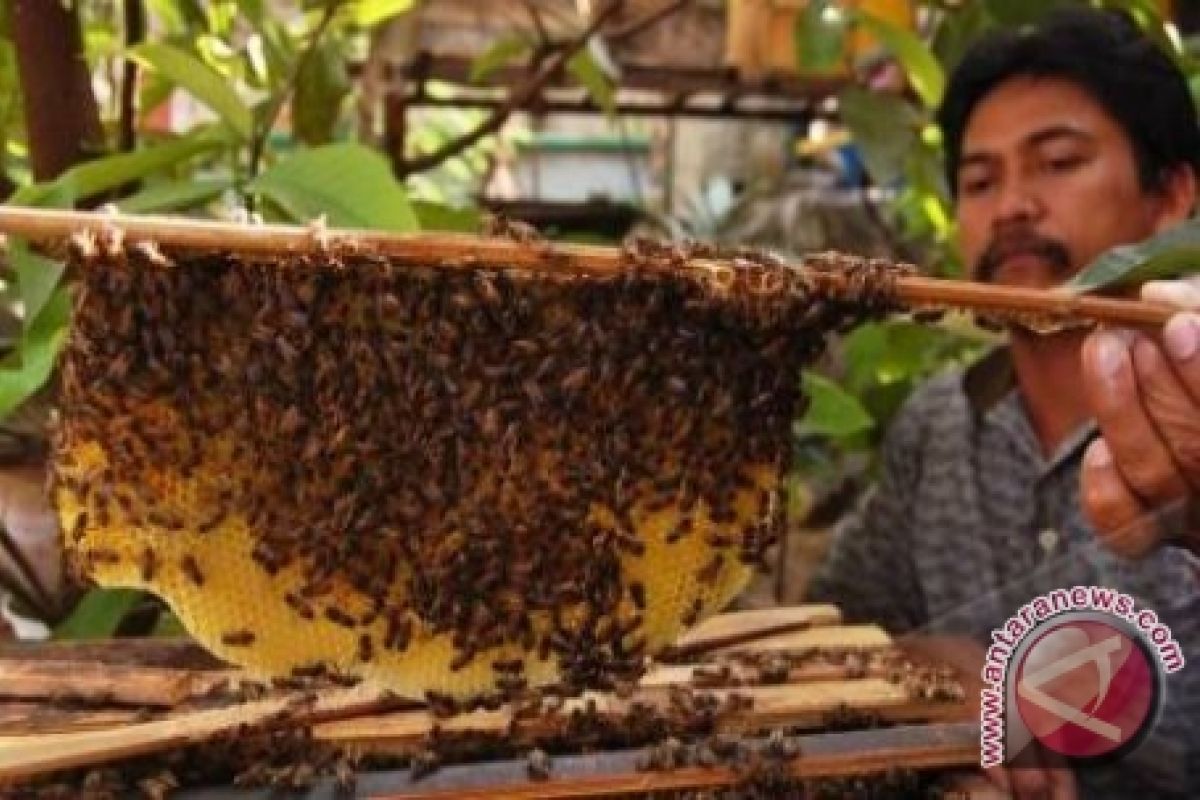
[794,0,848,73]
[932,0,994,74]
[8,180,76,209]
[129,42,253,140]
[54,130,228,202]
[116,177,232,214]
[567,50,616,118]
[249,142,418,231]
[5,185,72,330]
[145,0,184,33]
[470,35,531,83]
[54,588,143,640]
[1064,218,1200,293]
[0,287,71,420]
[293,38,350,145]
[350,0,415,27]
[853,9,945,109]
[799,370,875,439]
[412,200,481,232]
[11,240,63,329]
[837,86,921,185]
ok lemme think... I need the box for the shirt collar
[962,345,1097,476]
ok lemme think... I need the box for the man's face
[955,76,1174,288]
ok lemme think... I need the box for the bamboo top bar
[0,205,1177,328]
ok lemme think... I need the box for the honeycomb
[52,232,899,702]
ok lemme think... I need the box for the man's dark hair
[937,7,1200,197]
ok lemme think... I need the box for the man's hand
[1080,277,1200,557]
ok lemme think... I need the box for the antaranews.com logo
[979,585,1184,769]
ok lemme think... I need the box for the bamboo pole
[0,205,1179,327]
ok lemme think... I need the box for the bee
[424,691,459,719]
[69,511,90,542]
[409,747,440,781]
[384,612,413,652]
[180,555,205,586]
[221,629,256,647]
[357,633,374,663]
[139,547,157,583]
[525,748,552,781]
[559,366,589,393]
[697,554,725,583]
[324,606,357,628]
[491,657,525,675]
[329,672,362,688]
[284,592,315,621]
[86,547,121,566]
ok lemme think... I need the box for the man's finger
[1042,748,1079,800]
[1162,312,1200,404]
[1083,331,1190,505]
[1141,278,1200,308]
[1131,337,1200,491]
[1081,439,1159,556]
[1008,765,1052,799]
[983,764,1013,794]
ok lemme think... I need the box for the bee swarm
[51,229,905,700]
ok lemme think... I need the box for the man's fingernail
[1087,439,1113,469]
[1164,313,1199,362]
[1092,332,1127,379]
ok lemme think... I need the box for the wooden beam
[0,207,1178,329]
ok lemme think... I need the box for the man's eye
[1045,155,1085,173]
[960,175,994,195]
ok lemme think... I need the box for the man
[806,8,1199,798]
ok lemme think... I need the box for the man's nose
[993,176,1043,225]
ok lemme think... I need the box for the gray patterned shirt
[805,347,1200,798]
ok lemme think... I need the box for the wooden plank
[674,606,842,647]
[0,659,240,707]
[0,685,396,784]
[664,605,843,659]
[709,623,892,655]
[182,722,975,800]
[0,638,222,669]
[313,677,965,757]
[0,702,146,734]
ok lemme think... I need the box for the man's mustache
[975,232,1072,283]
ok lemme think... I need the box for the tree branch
[10,0,105,181]
[396,0,626,177]
[118,0,146,154]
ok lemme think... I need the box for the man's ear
[1152,165,1198,232]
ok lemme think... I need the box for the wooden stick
[0,206,1178,328]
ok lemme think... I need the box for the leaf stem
[246,0,345,188]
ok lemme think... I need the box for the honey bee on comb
[51,232,903,702]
